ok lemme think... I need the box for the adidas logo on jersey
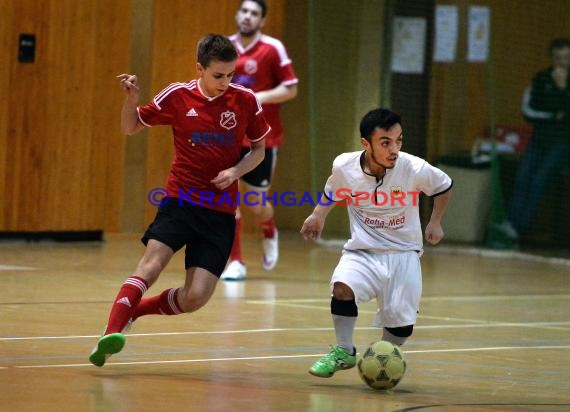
[186,108,198,117]
[117,297,131,307]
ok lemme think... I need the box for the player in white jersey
[300,108,453,378]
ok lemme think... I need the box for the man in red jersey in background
[89,34,270,367]
[221,0,299,281]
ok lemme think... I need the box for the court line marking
[7,345,570,369]
[246,298,570,332]
[2,321,570,342]
[419,316,570,331]
[246,294,570,303]
[0,265,38,271]
[315,239,570,267]
[2,294,567,307]
[433,245,570,267]
[246,301,570,331]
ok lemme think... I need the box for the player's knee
[330,296,358,317]
[178,285,215,313]
[385,325,414,338]
[177,293,207,313]
[332,282,354,300]
[382,325,413,346]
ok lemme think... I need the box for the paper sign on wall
[467,6,490,62]
[391,17,427,74]
[433,5,458,62]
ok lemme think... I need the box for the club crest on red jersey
[220,110,237,130]
[244,58,258,74]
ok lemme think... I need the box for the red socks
[228,214,276,263]
[133,288,184,320]
[105,277,186,334]
[229,215,243,262]
[105,276,148,335]
[260,216,276,238]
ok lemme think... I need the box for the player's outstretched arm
[117,73,145,135]
[425,189,452,245]
[300,202,335,241]
[256,84,298,105]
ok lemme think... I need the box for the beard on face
[369,146,389,169]
[239,28,257,37]
[238,20,260,37]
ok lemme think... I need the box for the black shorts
[240,147,278,190]
[141,200,235,277]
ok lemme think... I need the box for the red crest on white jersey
[391,186,403,198]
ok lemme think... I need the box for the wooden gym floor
[1,232,569,412]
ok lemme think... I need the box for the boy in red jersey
[89,34,270,367]
[221,0,299,280]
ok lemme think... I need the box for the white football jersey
[324,151,452,252]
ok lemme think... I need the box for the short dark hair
[360,108,402,141]
[197,34,238,68]
[240,0,267,18]
[549,38,570,55]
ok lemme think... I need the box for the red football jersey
[137,80,270,214]
[229,33,298,147]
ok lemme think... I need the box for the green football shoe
[309,345,357,377]
[89,333,126,367]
